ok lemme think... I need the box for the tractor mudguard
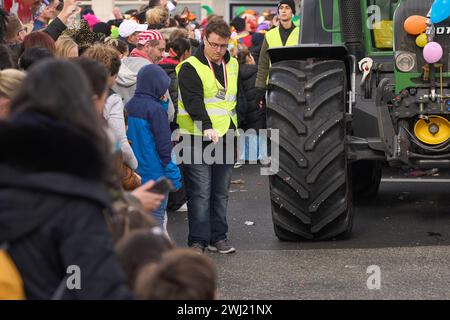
[268,44,352,90]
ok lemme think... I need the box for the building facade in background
[2,0,281,23]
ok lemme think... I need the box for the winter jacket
[125,64,182,190]
[113,53,175,122]
[104,92,138,170]
[44,17,67,41]
[32,16,67,39]
[177,43,237,132]
[0,112,133,300]
[159,57,180,132]
[238,64,266,131]
[177,44,248,131]
[113,56,149,105]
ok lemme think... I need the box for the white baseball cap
[119,19,148,38]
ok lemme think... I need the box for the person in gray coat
[113,30,175,123]
[83,45,138,171]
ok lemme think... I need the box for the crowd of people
[0,0,300,299]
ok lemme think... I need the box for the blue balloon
[431,0,450,24]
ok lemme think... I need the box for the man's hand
[255,87,267,109]
[204,128,219,144]
[255,87,266,109]
[58,0,81,24]
[112,7,123,20]
[131,180,165,212]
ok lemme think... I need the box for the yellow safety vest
[265,26,300,84]
[176,56,239,137]
[265,26,300,48]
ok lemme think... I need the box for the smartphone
[149,177,174,195]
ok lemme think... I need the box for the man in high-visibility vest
[176,19,238,254]
[255,0,300,107]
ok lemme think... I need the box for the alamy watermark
[366,265,381,290]
[66,265,81,290]
[367,5,383,30]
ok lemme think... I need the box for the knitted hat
[138,30,164,45]
[278,0,296,16]
[231,17,246,33]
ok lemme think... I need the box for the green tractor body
[266,0,450,240]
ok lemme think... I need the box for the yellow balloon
[416,33,428,47]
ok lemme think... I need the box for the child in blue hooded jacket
[125,64,182,228]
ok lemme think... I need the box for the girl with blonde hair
[55,35,79,58]
[0,69,26,119]
[146,6,169,29]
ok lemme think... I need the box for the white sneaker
[234,162,243,169]
[176,203,188,212]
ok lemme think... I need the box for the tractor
[266,0,450,240]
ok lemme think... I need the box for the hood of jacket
[0,112,112,243]
[116,56,150,88]
[134,64,171,99]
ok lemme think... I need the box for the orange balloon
[404,15,428,35]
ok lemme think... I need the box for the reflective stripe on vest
[178,108,237,117]
[176,56,239,137]
[178,94,237,106]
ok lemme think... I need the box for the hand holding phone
[131,180,165,211]
[149,177,174,195]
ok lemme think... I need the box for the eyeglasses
[205,38,228,51]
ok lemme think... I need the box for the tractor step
[416,160,450,169]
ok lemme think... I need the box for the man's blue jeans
[184,163,234,247]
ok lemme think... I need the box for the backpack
[0,243,25,300]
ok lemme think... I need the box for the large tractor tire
[352,160,382,201]
[266,60,353,241]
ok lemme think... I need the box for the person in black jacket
[159,37,191,212]
[0,59,133,299]
[237,49,267,162]
[177,20,247,254]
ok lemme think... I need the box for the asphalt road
[167,165,450,299]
